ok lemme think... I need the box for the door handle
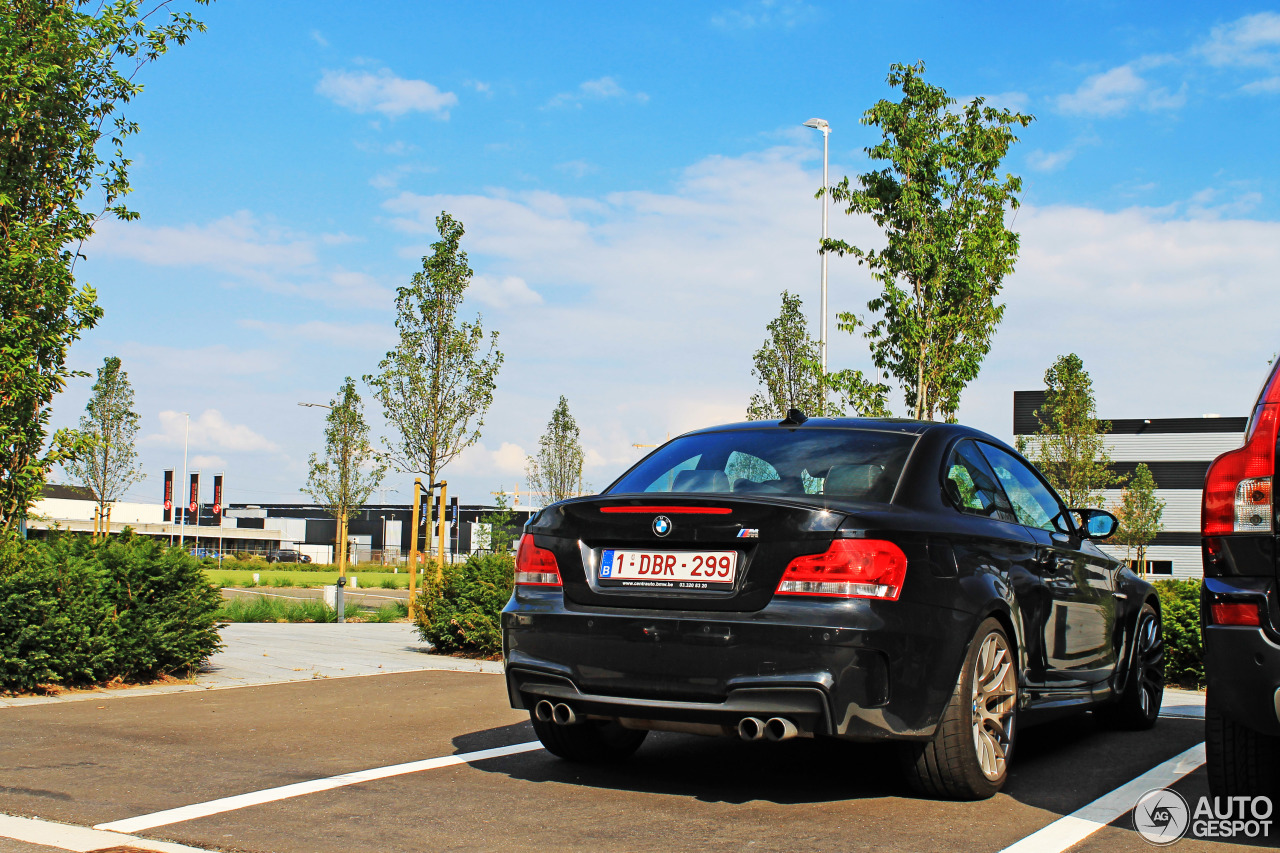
[1113,592,1128,600]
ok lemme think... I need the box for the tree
[526,396,587,504]
[824,61,1033,421]
[301,377,386,565]
[0,1,208,538]
[1017,353,1121,509]
[366,212,503,566]
[1113,463,1165,576]
[747,291,890,420]
[62,356,144,523]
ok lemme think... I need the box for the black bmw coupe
[501,413,1164,800]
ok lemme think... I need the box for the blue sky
[59,0,1280,507]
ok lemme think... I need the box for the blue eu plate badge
[600,549,615,578]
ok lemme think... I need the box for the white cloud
[711,0,817,29]
[316,68,458,117]
[1055,65,1184,116]
[237,319,391,349]
[88,214,390,306]
[468,275,543,308]
[1026,148,1075,172]
[451,441,529,477]
[149,410,281,453]
[310,29,328,48]
[555,159,599,178]
[1199,12,1280,67]
[190,455,227,471]
[546,76,649,108]
[369,162,436,190]
[89,212,314,270]
[1242,75,1280,94]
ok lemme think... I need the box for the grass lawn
[208,569,412,589]
[216,595,409,623]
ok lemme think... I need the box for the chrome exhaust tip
[764,717,799,742]
[552,702,578,725]
[534,700,554,723]
[737,716,765,741]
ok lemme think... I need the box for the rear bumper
[502,591,971,741]
[1205,625,1280,737]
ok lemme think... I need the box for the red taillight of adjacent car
[775,539,908,601]
[1204,374,1280,535]
[514,534,561,586]
[1210,601,1262,626]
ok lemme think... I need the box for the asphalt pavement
[0,624,1261,853]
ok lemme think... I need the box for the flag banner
[189,472,200,521]
[163,470,173,522]
[212,475,223,519]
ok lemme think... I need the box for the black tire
[1099,602,1163,730]
[1206,689,1280,799]
[531,714,648,764]
[901,618,1018,800]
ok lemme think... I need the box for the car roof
[682,416,997,443]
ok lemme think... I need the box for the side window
[976,444,1068,533]
[944,441,1015,522]
[643,454,702,492]
[725,451,779,486]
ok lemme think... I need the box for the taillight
[514,534,561,586]
[1210,601,1262,626]
[1204,402,1280,535]
[775,539,908,600]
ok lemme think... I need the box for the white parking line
[95,740,544,833]
[997,742,1206,853]
[0,812,216,852]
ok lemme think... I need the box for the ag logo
[652,515,672,537]
[1133,787,1190,845]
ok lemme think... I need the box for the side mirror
[1072,508,1118,540]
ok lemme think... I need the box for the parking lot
[0,626,1269,853]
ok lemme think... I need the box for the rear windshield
[607,428,917,504]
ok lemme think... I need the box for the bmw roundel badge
[652,515,672,537]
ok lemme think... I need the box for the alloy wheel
[1133,610,1165,718]
[971,632,1017,781]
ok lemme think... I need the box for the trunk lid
[529,495,846,612]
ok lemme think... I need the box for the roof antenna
[781,408,808,426]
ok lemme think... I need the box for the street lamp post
[802,117,831,411]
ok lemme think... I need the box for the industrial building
[1013,391,1243,579]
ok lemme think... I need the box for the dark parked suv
[1203,363,1280,797]
[503,416,1163,800]
[266,549,311,564]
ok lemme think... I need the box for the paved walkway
[0,623,502,709]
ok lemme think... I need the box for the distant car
[503,414,1163,800]
[1202,362,1280,798]
[266,549,311,564]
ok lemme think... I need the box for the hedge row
[413,552,513,658]
[1154,579,1202,688]
[0,532,223,693]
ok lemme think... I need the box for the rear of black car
[502,423,975,745]
[1202,363,1280,796]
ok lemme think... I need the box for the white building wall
[32,497,163,524]
[1097,544,1202,580]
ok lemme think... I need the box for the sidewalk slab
[0,623,501,709]
[1161,687,1205,720]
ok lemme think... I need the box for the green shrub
[1155,579,1202,687]
[414,553,513,657]
[0,533,223,692]
[215,595,358,623]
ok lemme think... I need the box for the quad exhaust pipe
[535,699,579,726]
[738,716,799,742]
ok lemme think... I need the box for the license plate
[598,549,738,590]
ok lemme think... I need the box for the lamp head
[802,118,830,133]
